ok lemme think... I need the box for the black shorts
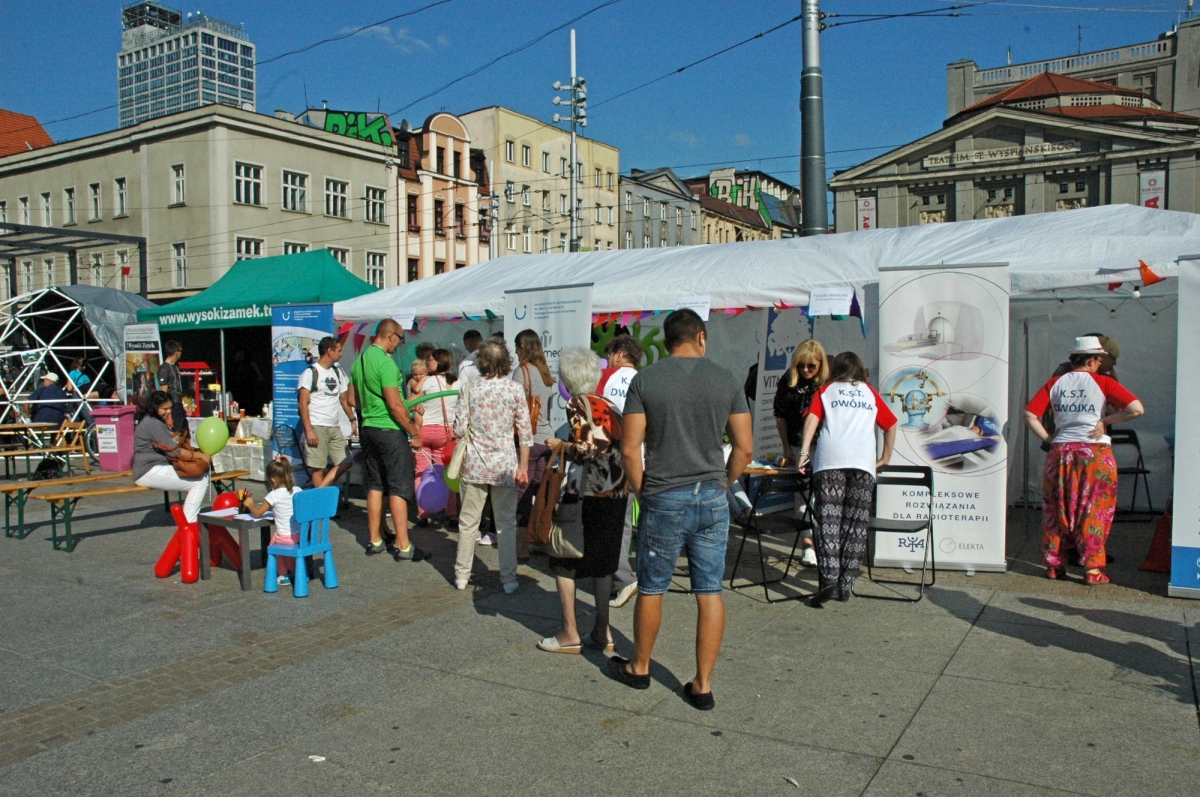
[360,426,416,502]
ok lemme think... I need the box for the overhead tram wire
[256,0,456,66]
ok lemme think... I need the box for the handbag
[445,381,470,482]
[521,365,542,437]
[530,397,601,560]
[153,429,208,479]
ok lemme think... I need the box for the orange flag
[1138,260,1166,287]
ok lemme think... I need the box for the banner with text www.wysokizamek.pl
[875,264,1010,571]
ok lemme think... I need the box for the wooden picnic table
[198,508,275,592]
[0,422,58,433]
[1,470,133,539]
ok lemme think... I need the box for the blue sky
[0,1,1193,185]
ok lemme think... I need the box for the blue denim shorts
[637,480,729,595]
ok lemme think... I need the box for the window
[594,168,601,187]
[541,231,550,253]
[64,187,75,224]
[235,237,262,259]
[454,204,465,237]
[522,226,531,253]
[522,145,531,167]
[660,202,668,221]
[282,171,307,212]
[560,157,568,177]
[521,185,530,206]
[365,187,386,223]
[594,204,602,223]
[172,164,185,204]
[327,247,348,267]
[115,178,128,216]
[560,194,569,215]
[559,233,567,253]
[642,197,650,217]
[41,192,51,226]
[0,201,6,228]
[542,152,550,173]
[407,258,419,282]
[18,197,28,225]
[643,235,650,248]
[283,241,309,255]
[434,199,445,235]
[1004,187,1014,199]
[505,224,516,251]
[1075,181,1086,192]
[576,162,583,184]
[505,140,515,162]
[118,250,130,292]
[407,195,419,230]
[690,210,697,229]
[324,179,348,217]
[987,189,997,200]
[89,183,101,220]
[625,192,632,212]
[624,230,632,249]
[436,147,446,174]
[608,207,614,226]
[172,242,187,287]
[1059,183,1069,194]
[22,261,32,294]
[541,191,550,211]
[90,253,104,286]
[434,261,445,275]
[937,194,946,204]
[505,181,515,203]
[607,172,614,190]
[660,238,667,248]
[43,258,54,288]
[235,162,262,205]
[453,150,461,179]
[366,252,386,288]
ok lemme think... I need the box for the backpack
[521,365,542,437]
[300,362,345,396]
[32,456,65,481]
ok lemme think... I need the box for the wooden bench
[31,469,254,552]
[0,421,90,476]
[1,470,133,540]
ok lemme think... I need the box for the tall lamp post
[553,29,587,252]
[800,0,828,236]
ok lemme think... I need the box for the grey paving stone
[0,649,98,715]
[980,591,1186,638]
[526,715,881,797]
[170,745,398,796]
[889,675,1200,797]
[945,618,1193,705]
[862,759,1087,796]
[0,708,271,797]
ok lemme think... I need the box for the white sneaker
[801,546,818,567]
[609,581,638,608]
[454,579,468,590]
[503,581,519,594]
[478,532,496,546]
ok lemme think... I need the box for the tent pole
[220,328,228,418]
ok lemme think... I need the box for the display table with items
[213,438,266,482]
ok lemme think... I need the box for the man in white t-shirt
[456,329,484,384]
[299,336,356,487]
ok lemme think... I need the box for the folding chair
[728,473,815,602]
[854,465,935,603]
[1110,429,1155,517]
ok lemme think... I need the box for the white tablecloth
[213,440,266,481]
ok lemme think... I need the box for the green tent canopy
[138,250,377,331]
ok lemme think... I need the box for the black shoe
[809,585,836,609]
[682,681,715,711]
[836,589,851,603]
[416,517,431,528]
[365,541,387,556]
[393,544,430,562]
[607,656,650,690]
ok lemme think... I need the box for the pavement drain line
[0,583,471,768]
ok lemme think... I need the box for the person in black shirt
[772,339,829,567]
[157,340,187,431]
[26,373,69,426]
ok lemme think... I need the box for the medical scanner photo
[881,368,950,431]
[884,301,985,361]
[918,393,1004,472]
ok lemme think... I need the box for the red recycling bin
[93,404,138,472]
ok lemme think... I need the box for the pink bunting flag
[337,322,354,335]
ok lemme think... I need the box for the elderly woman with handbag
[133,390,211,522]
[536,347,628,654]
[450,340,532,593]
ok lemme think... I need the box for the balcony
[975,38,1172,86]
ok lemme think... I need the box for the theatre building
[830,73,1200,232]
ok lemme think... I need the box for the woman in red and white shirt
[1024,336,1144,584]
[799,351,897,607]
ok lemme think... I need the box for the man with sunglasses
[349,319,428,562]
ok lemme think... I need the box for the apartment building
[617,168,700,249]
[460,106,619,254]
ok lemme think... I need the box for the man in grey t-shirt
[608,309,753,710]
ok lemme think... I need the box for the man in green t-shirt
[349,319,427,562]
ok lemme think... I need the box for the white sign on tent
[1170,258,1200,598]
[875,263,1010,572]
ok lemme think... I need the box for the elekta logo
[939,537,957,554]
[514,304,528,320]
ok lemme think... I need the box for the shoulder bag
[529,397,600,560]
[522,365,542,438]
[152,428,209,480]
[445,381,470,482]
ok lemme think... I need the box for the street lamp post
[800,0,828,236]
[553,29,587,252]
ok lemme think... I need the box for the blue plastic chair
[264,486,339,597]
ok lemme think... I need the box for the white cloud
[348,25,433,54]
[436,34,451,48]
[667,131,704,148]
[732,133,754,148]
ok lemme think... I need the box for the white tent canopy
[335,205,1200,321]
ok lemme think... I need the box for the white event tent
[336,204,1199,511]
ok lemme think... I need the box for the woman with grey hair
[538,347,629,654]
[452,340,533,593]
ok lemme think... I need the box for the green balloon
[404,390,459,412]
[196,416,230,455]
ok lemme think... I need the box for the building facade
[686,168,801,238]
[947,17,1200,118]
[829,73,1200,233]
[460,106,619,255]
[0,104,402,298]
[617,168,699,249]
[118,2,255,129]
[683,182,772,244]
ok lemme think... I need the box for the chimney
[274,109,295,122]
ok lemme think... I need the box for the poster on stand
[751,307,811,513]
[1170,258,1200,598]
[876,263,1010,572]
[504,283,593,434]
[122,323,161,405]
[271,304,334,437]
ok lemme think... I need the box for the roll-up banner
[271,303,335,438]
[123,323,161,405]
[1170,258,1200,598]
[504,283,593,434]
[751,307,811,513]
[876,263,1010,572]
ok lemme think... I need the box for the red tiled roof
[698,193,768,229]
[1039,104,1198,122]
[962,73,1144,114]
[0,109,53,158]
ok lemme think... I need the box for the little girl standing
[242,459,302,586]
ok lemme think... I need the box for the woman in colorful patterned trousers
[1024,336,1144,585]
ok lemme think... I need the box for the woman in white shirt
[414,348,460,522]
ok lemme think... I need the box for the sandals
[1085,570,1111,585]
[588,636,616,653]
[536,636,582,654]
[1045,566,1066,580]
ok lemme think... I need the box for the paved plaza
[0,490,1197,797]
